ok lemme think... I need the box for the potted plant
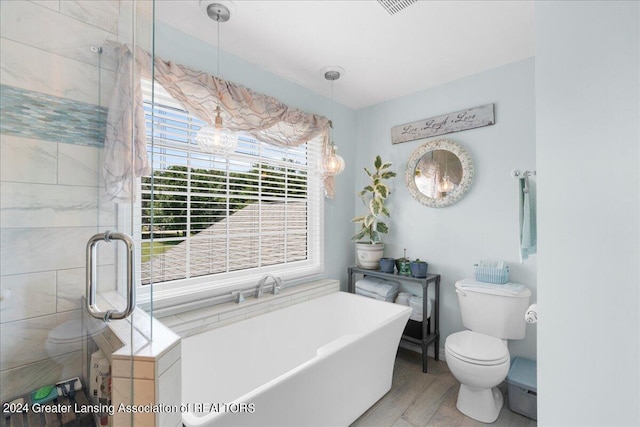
[352,155,397,269]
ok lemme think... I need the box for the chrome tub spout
[256,274,283,298]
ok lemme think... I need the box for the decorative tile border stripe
[0,84,107,147]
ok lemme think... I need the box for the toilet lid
[446,331,509,365]
[48,320,103,344]
[48,321,84,344]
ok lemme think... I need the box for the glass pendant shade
[196,105,238,155]
[196,4,237,156]
[322,67,346,177]
[323,144,345,176]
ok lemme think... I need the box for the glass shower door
[90,1,157,426]
[0,1,153,426]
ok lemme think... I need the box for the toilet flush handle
[455,289,467,297]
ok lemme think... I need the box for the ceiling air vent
[377,0,417,15]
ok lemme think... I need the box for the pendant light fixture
[438,156,456,193]
[196,2,238,155]
[322,67,345,176]
[438,174,455,193]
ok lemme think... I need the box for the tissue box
[506,357,537,420]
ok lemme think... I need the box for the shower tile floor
[351,347,537,427]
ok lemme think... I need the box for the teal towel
[519,177,537,262]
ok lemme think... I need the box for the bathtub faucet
[233,291,245,304]
[256,274,283,298]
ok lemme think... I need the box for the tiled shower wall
[0,0,124,402]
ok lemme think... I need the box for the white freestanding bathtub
[181,291,411,427]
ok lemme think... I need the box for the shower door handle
[86,231,136,322]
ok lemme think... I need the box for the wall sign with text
[391,103,495,144]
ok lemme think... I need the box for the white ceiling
[155,0,535,110]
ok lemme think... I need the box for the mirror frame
[405,139,474,208]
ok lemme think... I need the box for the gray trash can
[506,357,537,420]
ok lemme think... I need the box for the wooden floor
[351,348,537,427]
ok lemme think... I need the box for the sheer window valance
[104,43,335,202]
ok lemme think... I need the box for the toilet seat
[446,331,509,366]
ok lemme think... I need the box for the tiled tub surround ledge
[86,292,182,427]
[157,279,340,337]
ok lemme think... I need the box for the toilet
[445,279,531,423]
[46,318,106,379]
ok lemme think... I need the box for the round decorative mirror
[405,139,474,208]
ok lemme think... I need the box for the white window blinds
[140,79,323,288]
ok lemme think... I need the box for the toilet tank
[455,279,531,339]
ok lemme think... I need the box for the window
[138,80,324,298]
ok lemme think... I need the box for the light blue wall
[155,23,539,361]
[154,23,358,287]
[536,1,640,425]
[355,58,537,360]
